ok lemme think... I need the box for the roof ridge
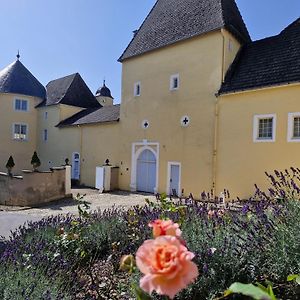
[46,72,78,86]
[220,0,251,43]
[280,17,300,34]
[118,0,160,62]
[60,73,80,103]
[119,0,251,61]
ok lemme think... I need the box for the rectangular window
[293,117,300,138]
[44,111,48,120]
[13,123,28,140]
[15,99,28,111]
[258,118,273,139]
[134,82,141,97]
[170,74,179,90]
[253,114,276,142]
[287,112,300,142]
[43,129,48,142]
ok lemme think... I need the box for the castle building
[0,0,299,199]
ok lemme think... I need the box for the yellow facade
[217,84,300,198]
[1,6,299,201]
[80,123,120,186]
[117,31,240,197]
[0,93,42,173]
[36,104,82,169]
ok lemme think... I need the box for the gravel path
[0,189,155,238]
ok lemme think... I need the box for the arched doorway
[136,149,157,193]
[72,152,80,180]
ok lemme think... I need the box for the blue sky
[0,0,299,103]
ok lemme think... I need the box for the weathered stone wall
[0,167,71,206]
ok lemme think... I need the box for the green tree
[31,151,41,171]
[5,156,15,176]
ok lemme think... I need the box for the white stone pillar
[65,166,72,195]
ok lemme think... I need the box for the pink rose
[149,219,182,238]
[207,210,215,219]
[136,236,199,299]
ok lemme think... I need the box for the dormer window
[134,82,141,97]
[170,74,179,91]
[15,98,28,112]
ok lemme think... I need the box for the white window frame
[287,112,300,142]
[170,74,180,91]
[43,129,48,142]
[14,98,29,112]
[12,123,29,141]
[253,114,276,143]
[134,82,141,97]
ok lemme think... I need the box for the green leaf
[287,274,299,282]
[132,284,152,300]
[225,283,272,300]
[288,274,300,285]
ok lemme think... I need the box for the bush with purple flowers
[0,169,299,299]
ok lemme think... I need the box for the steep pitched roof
[57,104,120,127]
[119,0,250,61]
[38,73,100,108]
[0,60,46,99]
[220,18,300,94]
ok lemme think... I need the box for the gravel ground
[1,189,154,217]
[0,189,155,238]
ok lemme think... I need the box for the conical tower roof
[0,59,46,99]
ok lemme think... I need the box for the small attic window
[134,82,141,97]
[170,74,179,90]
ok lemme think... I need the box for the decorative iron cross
[183,117,189,125]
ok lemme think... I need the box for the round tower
[95,80,114,106]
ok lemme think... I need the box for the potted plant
[31,151,41,172]
[5,156,15,177]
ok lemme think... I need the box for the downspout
[78,125,83,183]
[212,30,226,195]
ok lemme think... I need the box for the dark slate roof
[119,0,250,61]
[0,60,46,99]
[96,81,114,99]
[57,104,120,127]
[37,73,100,108]
[220,18,300,94]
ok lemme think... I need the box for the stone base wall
[0,167,71,207]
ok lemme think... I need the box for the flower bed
[0,170,300,299]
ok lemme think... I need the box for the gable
[119,0,250,61]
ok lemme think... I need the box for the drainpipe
[212,30,226,195]
[78,125,83,183]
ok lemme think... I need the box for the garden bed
[0,195,299,299]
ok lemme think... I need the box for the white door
[168,163,180,197]
[136,149,156,193]
[95,167,104,191]
[72,152,80,180]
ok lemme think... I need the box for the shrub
[31,151,41,171]
[5,156,15,176]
